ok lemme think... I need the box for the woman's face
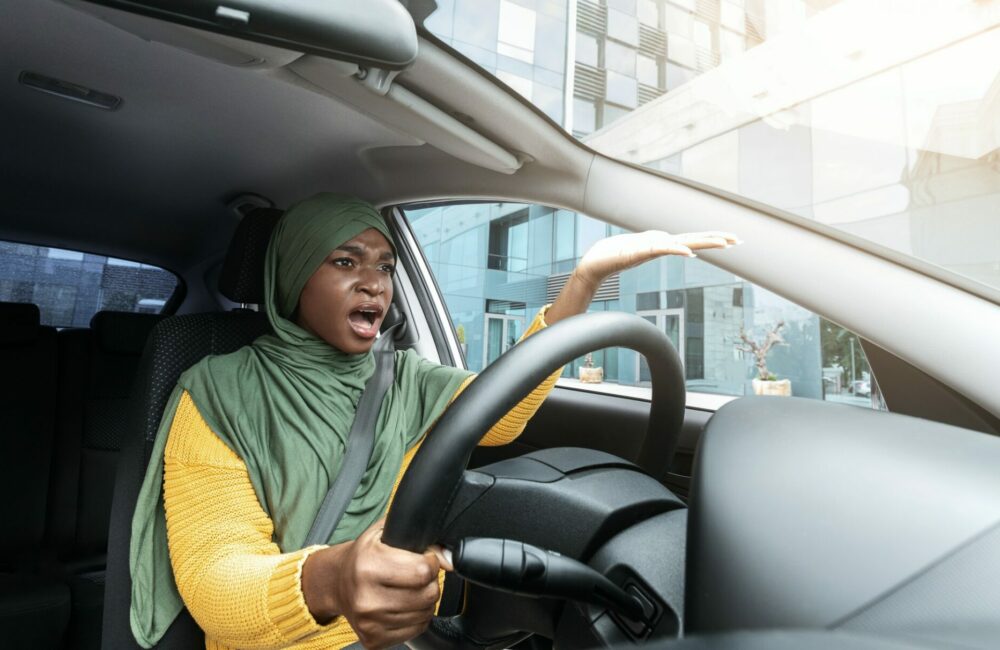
[296,228,396,354]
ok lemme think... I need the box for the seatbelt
[304,322,400,547]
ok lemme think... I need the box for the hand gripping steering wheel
[382,311,686,648]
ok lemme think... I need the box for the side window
[0,240,179,328]
[404,203,881,409]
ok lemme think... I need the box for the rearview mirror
[78,0,419,69]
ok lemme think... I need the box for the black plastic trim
[386,207,456,367]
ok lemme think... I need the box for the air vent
[639,24,666,58]
[574,63,606,101]
[577,1,607,36]
[638,83,665,106]
[19,71,121,110]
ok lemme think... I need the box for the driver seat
[101,207,282,649]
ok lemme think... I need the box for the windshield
[422,0,1000,295]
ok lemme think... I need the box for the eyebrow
[334,244,396,262]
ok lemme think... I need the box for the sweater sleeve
[163,391,359,650]
[452,305,563,447]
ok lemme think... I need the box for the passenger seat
[0,302,69,649]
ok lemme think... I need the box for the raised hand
[545,230,740,325]
[575,230,740,289]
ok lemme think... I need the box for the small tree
[455,323,466,345]
[736,321,786,380]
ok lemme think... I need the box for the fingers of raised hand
[634,231,694,259]
[673,231,741,250]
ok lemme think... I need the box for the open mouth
[347,304,383,339]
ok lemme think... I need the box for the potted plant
[578,352,604,384]
[736,321,792,396]
[455,323,467,355]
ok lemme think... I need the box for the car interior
[2,1,1000,649]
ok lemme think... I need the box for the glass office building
[412,0,903,405]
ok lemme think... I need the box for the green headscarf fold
[129,193,472,647]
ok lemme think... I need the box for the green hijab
[129,193,472,647]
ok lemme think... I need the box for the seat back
[102,312,273,649]
[0,302,58,569]
[101,207,282,649]
[50,311,164,564]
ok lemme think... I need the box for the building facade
[414,0,871,402]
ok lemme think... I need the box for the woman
[130,193,737,650]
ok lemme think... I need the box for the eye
[379,263,396,276]
[330,257,354,268]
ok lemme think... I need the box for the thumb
[428,545,454,572]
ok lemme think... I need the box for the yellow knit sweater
[162,310,560,649]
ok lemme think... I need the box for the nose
[356,267,385,297]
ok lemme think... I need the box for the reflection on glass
[498,0,536,63]
[638,54,659,86]
[584,5,1000,293]
[606,71,638,108]
[406,202,879,408]
[573,98,597,134]
[607,8,640,46]
[576,31,599,66]
[605,40,637,76]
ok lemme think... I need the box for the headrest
[219,207,283,304]
[0,302,41,345]
[90,311,164,355]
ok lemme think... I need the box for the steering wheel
[382,311,686,647]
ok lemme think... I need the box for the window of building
[607,0,637,14]
[576,31,600,67]
[666,61,695,89]
[405,202,880,410]
[603,103,632,126]
[693,20,713,49]
[0,240,179,328]
[719,28,745,61]
[607,8,640,46]
[484,300,527,368]
[606,71,638,109]
[496,70,533,100]
[605,40,637,77]
[637,54,659,87]
[638,0,659,27]
[663,4,693,39]
[497,0,536,63]
[573,98,598,135]
[720,1,746,33]
[667,34,696,67]
[554,209,576,269]
[487,209,530,272]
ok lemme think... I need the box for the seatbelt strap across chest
[304,322,400,547]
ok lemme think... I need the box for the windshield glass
[423,1,1000,294]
